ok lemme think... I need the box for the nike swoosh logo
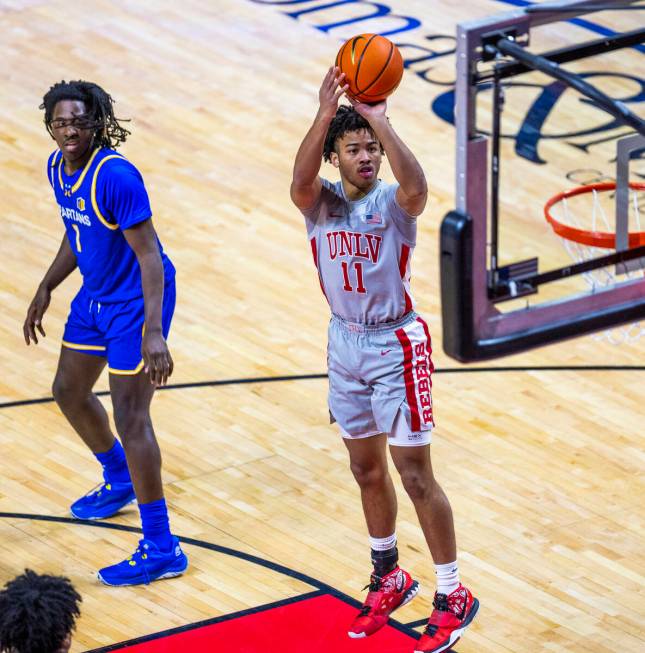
[381,349,392,356]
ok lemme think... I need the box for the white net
[547,183,645,344]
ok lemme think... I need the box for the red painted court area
[116,593,418,652]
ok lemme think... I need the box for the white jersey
[302,178,417,324]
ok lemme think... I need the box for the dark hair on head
[323,105,384,162]
[0,569,82,653]
[40,80,131,149]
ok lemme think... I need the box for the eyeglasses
[48,115,96,131]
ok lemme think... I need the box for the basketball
[335,34,404,104]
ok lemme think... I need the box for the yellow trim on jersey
[72,148,100,192]
[57,154,64,192]
[49,151,61,188]
[108,359,145,375]
[57,148,101,194]
[91,155,123,230]
[62,340,106,352]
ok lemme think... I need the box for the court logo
[250,0,644,168]
[77,197,86,211]
[431,72,645,165]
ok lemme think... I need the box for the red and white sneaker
[415,584,479,653]
[348,566,419,638]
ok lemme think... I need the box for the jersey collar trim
[57,147,101,195]
[340,179,381,205]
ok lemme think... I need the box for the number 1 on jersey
[71,224,82,252]
[341,261,366,294]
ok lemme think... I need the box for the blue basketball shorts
[327,311,434,447]
[62,280,176,375]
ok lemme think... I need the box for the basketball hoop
[544,181,645,343]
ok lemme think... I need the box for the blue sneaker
[97,537,188,586]
[70,481,136,520]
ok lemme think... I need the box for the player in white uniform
[291,68,479,653]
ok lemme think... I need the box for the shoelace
[363,575,383,592]
[83,482,109,499]
[359,574,384,616]
[423,593,450,636]
[126,541,152,584]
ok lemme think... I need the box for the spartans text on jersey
[60,205,91,226]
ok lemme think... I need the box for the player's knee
[113,406,151,440]
[52,374,78,409]
[349,460,388,488]
[399,467,433,502]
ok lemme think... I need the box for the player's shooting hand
[318,66,348,120]
[23,285,51,345]
[346,95,387,122]
[142,329,174,387]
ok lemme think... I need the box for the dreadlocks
[323,105,384,162]
[40,80,130,149]
[0,569,81,653]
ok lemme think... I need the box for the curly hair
[0,569,82,653]
[323,105,384,162]
[40,80,130,149]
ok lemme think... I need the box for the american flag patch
[362,213,382,224]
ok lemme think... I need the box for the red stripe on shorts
[310,237,328,301]
[416,316,435,426]
[395,326,421,432]
[399,244,413,312]
[416,316,435,375]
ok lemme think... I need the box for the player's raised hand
[23,285,51,345]
[318,66,348,120]
[142,330,174,386]
[346,94,387,121]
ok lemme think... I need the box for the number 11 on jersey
[342,261,366,293]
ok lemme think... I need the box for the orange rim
[544,182,645,249]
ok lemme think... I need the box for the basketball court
[0,1,643,652]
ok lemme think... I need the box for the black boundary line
[0,513,422,650]
[0,375,326,409]
[1,366,642,410]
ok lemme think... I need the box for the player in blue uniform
[23,80,188,586]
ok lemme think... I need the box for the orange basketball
[335,34,404,104]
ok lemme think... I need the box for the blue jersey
[47,147,175,302]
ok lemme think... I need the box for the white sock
[435,561,460,595]
[369,533,397,551]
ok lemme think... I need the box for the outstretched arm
[291,67,348,211]
[348,98,427,217]
[23,234,77,345]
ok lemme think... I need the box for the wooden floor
[0,1,643,651]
